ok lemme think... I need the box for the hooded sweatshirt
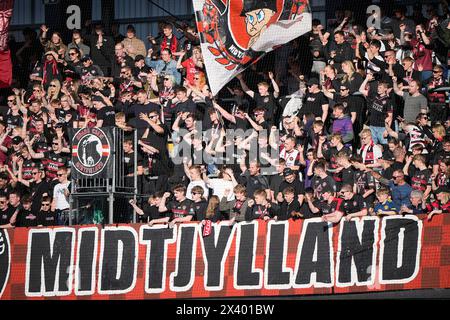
[332,114,354,144]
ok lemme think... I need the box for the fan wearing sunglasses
[0,193,17,229]
[37,196,56,227]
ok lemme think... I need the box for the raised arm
[236,73,254,98]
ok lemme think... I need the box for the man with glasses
[53,167,70,225]
[424,65,448,124]
[299,78,329,123]
[80,54,104,79]
[0,193,16,229]
[370,168,413,210]
[37,196,56,227]
[112,42,135,79]
[145,48,181,85]
[128,90,160,138]
[17,166,50,217]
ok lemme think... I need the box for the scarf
[42,58,58,85]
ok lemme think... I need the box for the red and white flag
[193,0,312,95]
[0,0,14,89]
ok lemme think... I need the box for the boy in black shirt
[190,186,208,221]
[279,187,301,221]
[16,195,38,228]
[37,196,57,227]
[0,194,15,229]
[245,189,279,221]
[129,192,164,223]
[152,184,194,227]
[340,184,369,221]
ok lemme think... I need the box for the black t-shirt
[128,102,160,128]
[245,203,278,221]
[6,113,23,129]
[16,208,38,228]
[124,151,143,176]
[311,175,336,199]
[253,92,277,121]
[313,197,343,215]
[191,200,208,221]
[279,179,305,198]
[0,207,14,226]
[301,92,328,119]
[279,199,301,221]
[342,194,367,215]
[367,93,393,127]
[43,151,69,180]
[138,205,161,223]
[167,198,194,219]
[29,180,51,215]
[96,106,116,127]
[175,99,196,114]
[37,210,57,226]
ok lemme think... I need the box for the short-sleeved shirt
[311,175,336,199]
[167,198,194,219]
[301,92,328,119]
[367,94,393,127]
[342,194,367,215]
[402,92,428,123]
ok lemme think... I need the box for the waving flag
[0,0,14,89]
[193,0,312,95]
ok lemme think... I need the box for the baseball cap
[81,55,92,62]
[306,78,320,86]
[12,136,23,145]
[283,168,295,177]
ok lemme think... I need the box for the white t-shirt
[186,180,209,200]
[208,179,235,201]
[53,182,70,210]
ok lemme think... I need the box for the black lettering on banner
[336,217,379,287]
[25,228,75,297]
[380,216,422,284]
[233,221,263,289]
[0,230,11,298]
[264,221,293,289]
[169,224,198,292]
[75,228,98,296]
[200,222,236,291]
[293,218,334,288]
[140,225,176,294]
[98,227,138,294]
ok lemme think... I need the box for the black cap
[306,78,320,86]
[283,168,295,177]
[12,136,23,145]
[134,54,145,62]
[382,152,395,162]
[240,0,277,16]
[81,55,92,62]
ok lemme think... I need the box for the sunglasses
[163,78,170,81]
[7,99,15,103]
[52,142,59,146]
[340,88,348,91]
[433,70,441,73]
[392,176,402,179]
[42,203,50,207]
[69,52,77,56]
[33,89,40,92]
[49,84,57,87]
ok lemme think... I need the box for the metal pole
[109,128,116,225]
[133,129,138,223]
[69,178,74,226]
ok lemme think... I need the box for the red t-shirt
[181,58,201,85]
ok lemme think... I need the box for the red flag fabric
[0,0,14,89]
[193,0,312,95]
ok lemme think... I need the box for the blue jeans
[370,126,387,145]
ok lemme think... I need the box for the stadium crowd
[0,3,449,229]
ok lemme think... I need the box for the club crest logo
[0,230,10,298]
[71,128,111,176]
